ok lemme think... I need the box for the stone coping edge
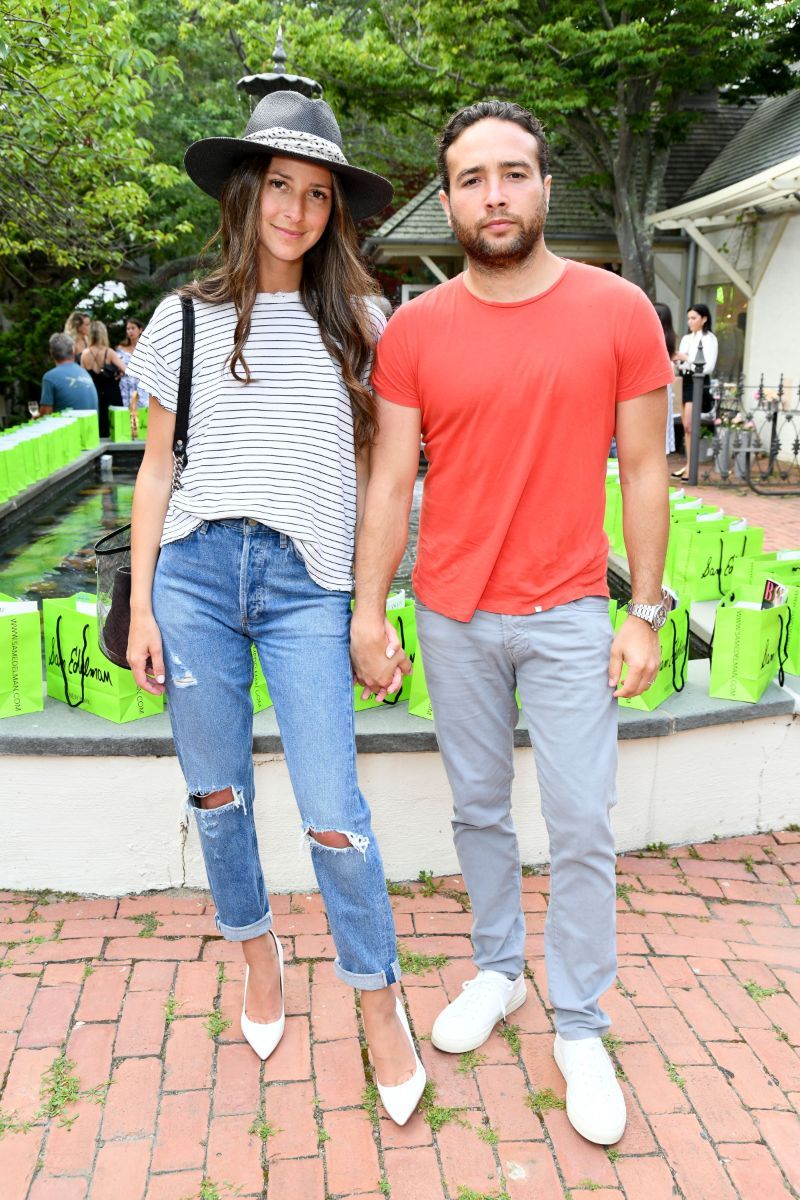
[0,442,143,540]
[1,661,795,757]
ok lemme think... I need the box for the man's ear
[544,174,552,213]
[439,189,453,229]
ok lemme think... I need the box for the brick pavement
[1,830,799,1199]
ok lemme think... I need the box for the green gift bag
[728,551,800,593]
[354,592,417,711]
[616,606,690,711]
[108,407,132,442]
[603,480,624,555]
[727,580,800,677]
[0,594,43,718]
[709,600,791,703]
[65,409,100,450]
[251,644,272,713]
[407,638,434,721]
[670,521,763,601]
[43,593,164,722]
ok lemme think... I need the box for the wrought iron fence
[694,376,800,494]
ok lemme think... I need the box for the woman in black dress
[80,320,126,437]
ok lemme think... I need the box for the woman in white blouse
[671,303,718,478]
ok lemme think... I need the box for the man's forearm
[353,479,412,628]
[620,464,669,602]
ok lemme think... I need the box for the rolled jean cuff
[334,955,402,991]
[216,910,273,943]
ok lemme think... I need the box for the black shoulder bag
[95,296,195,669]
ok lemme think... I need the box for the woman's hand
[128,610,166,694]
[351,614,412,703]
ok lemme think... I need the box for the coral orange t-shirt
[372,261,673,622]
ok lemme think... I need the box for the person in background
[80,320,126,438]
[671,302,718,479]
[39,332,98,414]
[117,318,150,410]
[64,311,91,361]
[653,302,677,457]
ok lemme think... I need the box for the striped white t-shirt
[129,291,385,591]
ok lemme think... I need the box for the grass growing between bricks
[665,1062,686,1089]
[526,1088,565,1114]
[248,1112,280,1141]
[419,1080,466,1132]
[742,978,785,1002]
[498,1023,521,1056]
[398,944,449,975]
[385,879,414,897]
[455,1187,510,1200]
[164,992,182,1025]
[204,1010,232,1039]
[457,1050,487,1074]
[130,912,161,938]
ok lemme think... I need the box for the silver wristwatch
[626,593,668,632]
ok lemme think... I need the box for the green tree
[0,0,188,407]
[274,0,800,295]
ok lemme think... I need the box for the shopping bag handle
[777,609,791,688]
[671,610,691,694]
[55,614,87,709]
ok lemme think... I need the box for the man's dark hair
[437,100,550,194]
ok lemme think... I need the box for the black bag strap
[56,614,87,709]
[777,609,791,688]
[671,610,690,694]
[173,295,195,470]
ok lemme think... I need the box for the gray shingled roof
[370,103,756,246]
[682,90,800,202]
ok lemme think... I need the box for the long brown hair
[183,157,380,449]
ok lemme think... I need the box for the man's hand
[608,617,660,698]
[351,615,412,703]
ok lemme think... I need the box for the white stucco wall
[2,713,797,896]
[744,215,800,390]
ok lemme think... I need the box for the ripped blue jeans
[152,519,400,990]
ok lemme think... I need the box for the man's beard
[449,200,547,270]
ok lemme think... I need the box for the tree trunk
[613,204,656,297]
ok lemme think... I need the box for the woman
[64,310,91,362]
[126,92,425,1126]
[117,318,149,410]
[80,320,126,438]
[671,303,719,479]
[653,302,676,456]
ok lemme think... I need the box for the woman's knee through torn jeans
[152,518,400,990]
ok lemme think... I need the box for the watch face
[652,605,668,631]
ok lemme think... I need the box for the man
[40,332,98,414]
[351,100,673,1146]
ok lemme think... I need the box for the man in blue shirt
[40,333,98,413]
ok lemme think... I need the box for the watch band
[627,599,667,631]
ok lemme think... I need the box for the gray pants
[416,596,618,1039]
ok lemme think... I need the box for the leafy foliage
[0,0,185,273]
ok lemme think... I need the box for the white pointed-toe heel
[241,929,285,1061]
[375,998,427,1127]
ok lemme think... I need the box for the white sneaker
[553,1033,627,1145]
[431,970,527,1053]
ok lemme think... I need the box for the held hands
[608,617,660,699]
[128,611,167,695]
[351,616,413,704]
